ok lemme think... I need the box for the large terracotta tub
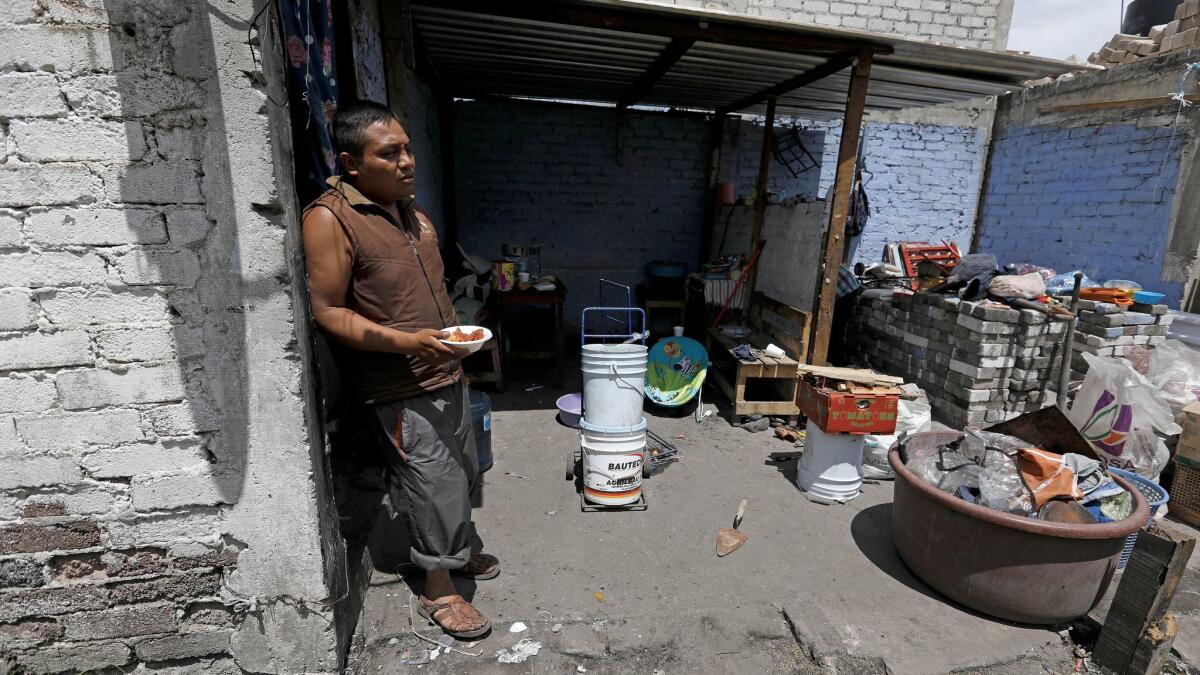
[889,432,1149,625]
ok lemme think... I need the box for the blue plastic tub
[1108,467,1169,569]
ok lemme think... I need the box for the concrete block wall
[719,119,825,201]
[0,2,337,672]
[660,0,1015,50]
[812,113,990,265]
[453,99,710,323]
[977,51,1200,310]
[1065,299,1174,378]
[847,290,1065,428]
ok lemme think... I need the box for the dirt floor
[345,369,1200,675]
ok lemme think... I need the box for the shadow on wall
[89,0,337,668]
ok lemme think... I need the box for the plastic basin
[888,432,1149,625]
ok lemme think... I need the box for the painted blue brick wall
[977,123,1186,305]
[719,119,825,201]
[453,100,709,324]
[814,120,988,266]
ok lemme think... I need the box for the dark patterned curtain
[279,0,340,203]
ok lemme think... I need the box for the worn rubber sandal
[416,596,491,639]
[452,553,500,581]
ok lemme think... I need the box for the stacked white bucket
[580,344,649,506]
[796,423,865,502]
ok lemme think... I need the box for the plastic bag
[907,443,981,494]
[863,398,933,479]
[1068,353,1181,478]
[1045,271,1101,296]
[979,448,1033,516]
[1145,339,1200,423]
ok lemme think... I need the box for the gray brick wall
[453,100,710,323]
[664,0,1013,50]
[0,1,336,671]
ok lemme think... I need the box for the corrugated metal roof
[412,0,1082,119]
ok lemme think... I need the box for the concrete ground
[346,377,1200,675]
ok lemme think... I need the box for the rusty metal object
[1039,500,1097,524]
[987,405,1098,460]
[716,499,748,557]
[889,432,1148,625]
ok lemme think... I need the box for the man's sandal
[416,595,491,639]
[452,552,500,580]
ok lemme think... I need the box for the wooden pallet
[705,292,810,419]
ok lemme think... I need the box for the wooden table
[494,281,566,387]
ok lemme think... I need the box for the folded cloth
[988,272,1047,300]
[732,344,755,361]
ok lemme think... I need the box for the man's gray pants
[372,379,479,571]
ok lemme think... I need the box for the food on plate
[443,327,485,343]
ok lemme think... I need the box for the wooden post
[808,49,873,367]
[1094,523,1196,675]
[746,96,776,299]
[698,115,726,266]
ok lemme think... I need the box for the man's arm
[302,206,463,364]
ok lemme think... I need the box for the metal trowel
[716,499,748,557]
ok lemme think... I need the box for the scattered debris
[387,637,398,645]
[526,385,543,392]
[551,623,563,633]
[773,426,799,443]
[545,510,558,517]
[577,666,588,673]
[429,646,441,661]
[438,634,455,649]
[509,621,528,633]
[593,591,606,603]
[398,648,430,666]
[737,416,771,433]
[496,638,542,664]
[506,471,535,481]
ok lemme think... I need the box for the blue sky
[1008,0,1127,60]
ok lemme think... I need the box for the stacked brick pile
[1088,0,1200,67]
[1068,300,1174,378]
[847,290,1066,429]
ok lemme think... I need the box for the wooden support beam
[1039,94,1200,113]
[411,0,894,56]
[1094,523,1196,675]
[808,49,873,367]
[716,52,856,115]
[618,37,694,109]
[746,96,777,300]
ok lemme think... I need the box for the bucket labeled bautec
[581,343,648,429]
[580,418,646,506]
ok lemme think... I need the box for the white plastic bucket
[796,422,865,502]
[581,419,646,506]
[581,344,648,429]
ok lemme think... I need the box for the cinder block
[112,248,201,288]
[132,470,233,510]
[0,251,107,288]
[40,289,173,326]
[27,209,167,246]
[15,409,144,450]
[80,439,209,478]
[0,455,80,489]
[56,364,186,410]
[0,25,120,72]
[0,376,56,413]
[1123,312,1156,326]
[0,72,67,118]
[0,164,101,208]
[12,119,147,162]
[100,161,203,205]
[0,331,93,371]
[134,629,232,662]
[104,511,221,549]
[0,288,37,332]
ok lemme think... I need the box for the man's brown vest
[305,177,461,404]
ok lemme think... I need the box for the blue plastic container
[469,388,493,473]
[1108,467,1169,569]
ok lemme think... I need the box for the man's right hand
[402,328,468,365]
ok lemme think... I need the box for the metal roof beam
[411,0,894,55]
[617,37,694,109]
[716,52,857,115]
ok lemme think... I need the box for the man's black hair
[333,100,399,158]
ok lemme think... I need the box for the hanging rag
[1016,448,1093,510]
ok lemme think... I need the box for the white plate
[439,325,493,354]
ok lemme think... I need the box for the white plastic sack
[1068,353,1181,478]
[1146,339,1200,423]
[863,398,933,479]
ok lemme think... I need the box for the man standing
[302,101,495,639]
